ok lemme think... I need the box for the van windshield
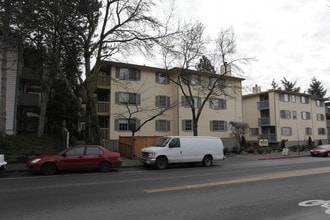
[154,137,171,147]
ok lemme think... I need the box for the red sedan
[27,145,122,175]
[310,144,330,157]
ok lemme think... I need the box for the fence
[119,136,162,159]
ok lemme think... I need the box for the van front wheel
[155,157,168,169]
[202,155,212,167]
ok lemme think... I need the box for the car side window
[65,147,85,156]
[86,147,103,156]
[169,138,180,148]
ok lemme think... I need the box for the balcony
[258,117,270,126]
[97,102,110,115]
[20,93,40,107]
[259,134,277,143]
[257,100,269,110]
[97,75,111,89]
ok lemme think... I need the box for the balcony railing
[97,102,110,114]
[258,117,270,126]
[259,134,277,143]
[97,75,111,88]
[257,100,269,110]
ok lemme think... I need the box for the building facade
[0,41,22,135]
[243,87,328,146]
[0,42,41,135]
[96,61,244,148]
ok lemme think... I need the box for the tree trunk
[37,91,49,136]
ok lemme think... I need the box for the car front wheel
[155,157,167,169]
[41,162,57,175]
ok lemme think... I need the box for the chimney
[220,62,231,76]
[252,84,261,94]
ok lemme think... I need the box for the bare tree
[53,0,176,142]
[161,21,242,136]
[229,121,249,147]
[113,80,177,136]
[215,27,256,75]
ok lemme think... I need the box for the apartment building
[96,61,244,147]
[0,42,41,135]
[243,86,328,146]
[0,41,22,135]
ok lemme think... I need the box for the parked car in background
[310,144,330,157]
[0,154,7,171]
[27,145,122,175]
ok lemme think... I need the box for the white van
[140,136,224,169]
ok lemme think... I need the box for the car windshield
[154,137,171,147]
[317,145,330,149]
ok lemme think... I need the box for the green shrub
[0,134,63,162]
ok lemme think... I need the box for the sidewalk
[3,151,311,173]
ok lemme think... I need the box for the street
[1,156,330,219]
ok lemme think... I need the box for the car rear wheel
[155,157,167,169]
[202,155,212,167]
[41,162,57,175]
[99,161,112,172]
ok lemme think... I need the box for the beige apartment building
[96,61,244,148]
[243,86,328,146]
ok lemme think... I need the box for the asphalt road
[1,156,330,219]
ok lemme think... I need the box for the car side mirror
[62,153,67,157]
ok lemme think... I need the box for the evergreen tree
[196,55,216,74]
[280,77,300,92]
[307,77,327,98]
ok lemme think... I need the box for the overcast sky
[127,0,330,96]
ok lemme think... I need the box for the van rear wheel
[155,157,167,169]
[202,155,212,167]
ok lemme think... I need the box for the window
[182,96,201,108]
[156,73,169,84]
[318,128,326,135]
[281,127,292,136]
[301,111,311,120]
[305,127,312,135]
[115,92,141,105]
[209,77,226,88]
[280,110,291,119]
[300,96,309,104]
[249,128,259,136]
[116,67,141,80]
[181,74,201,86]
[317,114,325,121]
[155,96,170,108]
[316,100,323,107]
[86,147,103,155]
[65,147,85,156]
[291,95,296,103]
[182,120,193,131]
[169,138,180,148]
[115,118,140,131]
[292,110,297,119]
[279,93,290,102]
[210,120,227,131]
[210,98,227,110]
[155,120,170,132]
